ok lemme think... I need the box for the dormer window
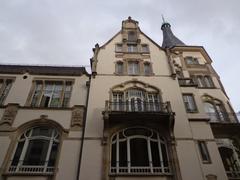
[115,44,122,52]
[128,31,137,42]
[185,56,199,65]
[127,44,138,52]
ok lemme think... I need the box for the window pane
[48,142,59,167]
[198,141,210,162]
[32,127,52,137]
[144,63,151,75]
[119,141,127,167]
[125,128,151,137]
[116,62,123,74]
[151,141,161,167]
[142,45,149,53]
[128,61,139,75]
[128,31,137,41]
[183,94,197,112]
[0,79,13,104]
[115,44,122,52]
[111,143,116,167]
[11,141,24,166]
[161,143,169,167]
[23,139,49,165]
[130,138,149,166]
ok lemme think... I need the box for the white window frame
[128,61,139,75]
[8,126,60,174]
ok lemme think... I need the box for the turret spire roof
[161,19,185,48]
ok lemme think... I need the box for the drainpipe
[76,75,91,180]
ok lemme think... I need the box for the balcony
[209,112,240,138]
[102,101,174,128]
[178,78,198,87]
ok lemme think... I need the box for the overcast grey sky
[0,0,239,111]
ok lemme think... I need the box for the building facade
[0,17,239,180]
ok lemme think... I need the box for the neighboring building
[0,65,90,180]
[0,17,239,180]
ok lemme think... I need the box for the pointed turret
[161,19,185,48]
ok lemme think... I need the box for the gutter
[76,76,91,180]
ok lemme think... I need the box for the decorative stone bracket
[0,103,19,126]
[71,105,84,128]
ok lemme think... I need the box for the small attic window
[141,44,149,53]
[128,31,137,42]
[185,56,199,65]
[115,44,122,52]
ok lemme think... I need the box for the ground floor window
[110,127,170,175]
[8,126,60,174]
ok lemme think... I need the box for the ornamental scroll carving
[71,106,84,127]
[0,104,19,126]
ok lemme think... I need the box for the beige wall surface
[79,140,103,180]
[0,137,10,168]
[176,140,204,180]
[12,109,72,129]
[56,140,81,180]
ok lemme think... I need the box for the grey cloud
[0,0,239,110]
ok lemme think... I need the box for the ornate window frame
[110,127,170,175]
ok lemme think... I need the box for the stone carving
[71,106,84,127]
[0,104,19,126]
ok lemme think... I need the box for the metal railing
[178,78,198,87]
[105,101,172,113]
[110,165,170,175]
[7,161,55,174]
[226,171,240,179]
[206,112,239,123]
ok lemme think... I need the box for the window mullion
[157,136,165,173]
[48,83,55,107]
[60,81,65,107]
[116,134,119,174]
[38,81,44,107]
[127,138,131,173]
[44,131,54,172]
[17,130,32,171]
[147,138,153,173]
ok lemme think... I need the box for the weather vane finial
[161,14,166,23]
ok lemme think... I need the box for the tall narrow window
[198,141,211,163]
[0,79,13,105]
[204,76,214,87]
[183,94,197,112]
[128,61,139,75]
[9,126,60,174]
[112,92,123,111]
[144,63,151,75]
[30,80,73,108]
[115,61,124,74]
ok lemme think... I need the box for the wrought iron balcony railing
[207,112,239,123]
[104,100,172,113]
[178,78,198,87]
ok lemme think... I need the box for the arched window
[112,88,160,112]
[110,127,170,174]
[203,97,228,122]
[9,126,60,174]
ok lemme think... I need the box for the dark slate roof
[161,22,185,48]
[0,64,89,76]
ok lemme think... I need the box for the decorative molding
[0,103,19,126]
[71,106,84,128]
